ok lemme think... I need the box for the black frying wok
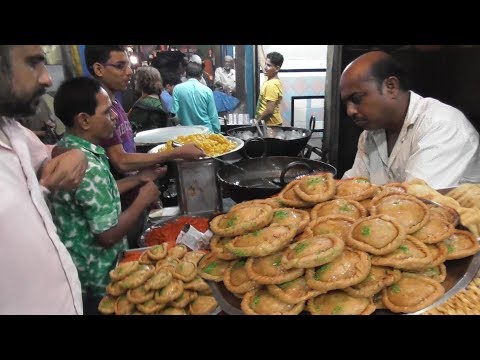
[217,156,337,203]
[227,126,312,158]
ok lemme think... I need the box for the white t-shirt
[343,91,480,189]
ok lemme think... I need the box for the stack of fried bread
[98,244,218,315]
[403,179,480,237]
[204,174,480,315]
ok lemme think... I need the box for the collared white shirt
[214,67,236,93]
[343,91,480,189]
[0,117,83,314]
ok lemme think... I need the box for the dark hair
[151,51,186,74]
[84,45,126,77]
[186,62,203,79]
[54,76,102,128]
[161,71,182,87]
[135,66,162,95]
[0,45,13,75]
[368,56,410,91]
[267,51,284,67]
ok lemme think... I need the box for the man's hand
[138,166,168,183]
[40,148,88,191]
[171,143,206,160]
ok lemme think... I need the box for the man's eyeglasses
[102,62,131,71]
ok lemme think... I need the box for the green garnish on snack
[274,210,288,220]
[391,283,401,293]
[361,226,371,236]
[202,262,218,274]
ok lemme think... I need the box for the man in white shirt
[214,55,236,95]
[341,51,480,189]
[0,45,87,314]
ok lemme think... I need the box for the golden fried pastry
[383,182,407,193]
[305,247,371,292]
[382,275,444,313]
[281,234,344,269]
[224,259,259,294]
[403,178,461,211]
[136,299,166,314]
[344,266,402,298]
[114,295,136,315]
[109,260,140,282]
[370,193,430,234]
[197,252,231,282]
[446,183,480,209]
[118,264,155,290]
[307,215,356,240]
[183,276,211,292]
[411,215,454,244]
[347,215,406,255]
[277,179,315,208]
[335,177,376,201]
[271,208,310,235]
[405,263,447,283]
[457,207,480,238]
[293,172,336,203]
[154,279,184,304]
[293,227,314,242]
[230,198,282,211]
[146,244,168,261]
[126,285,155,304]
[156,256,180,272]
[170,290,198,309]
[143,268,172,291]
[425,242,448,267]
[210,236,238,260]
[106,281,127,297]
[138,250,155,265]
[444,229,480,260]
[182,250,208,265]
[188,295,218,315]
[311,199,367,221]
[245,251,304,285]
[241,288,305,315]
[198,287,213,296]
[267,277,321,304]
[167,244,188,259]
[98,295,116,315]
[371,236,432,271]
[210,204,274,237]
[224,223,297,258]
[359,198,372,212]
[428,204,459,227]
[307,290,375,315]
[172,261,197,282]
[159,307,187,315]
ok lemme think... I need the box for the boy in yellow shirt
[255,51,284,126]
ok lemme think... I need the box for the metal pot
[226,126,312,158]
[217,156,337,203]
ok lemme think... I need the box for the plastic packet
[176,223,213,251]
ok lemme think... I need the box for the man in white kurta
[343,91,480,188]
[340,51,480,189]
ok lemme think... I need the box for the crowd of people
[2,45,480,315]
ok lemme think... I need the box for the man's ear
[92,62,104,78]
[384,76,400,97]
[75,112,90,130]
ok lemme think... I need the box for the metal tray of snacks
[208,245,480,315]
[207,197,480,315]
[114,246,221,315]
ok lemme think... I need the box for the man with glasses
[84,45,205,174]
[84,46,205,247]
